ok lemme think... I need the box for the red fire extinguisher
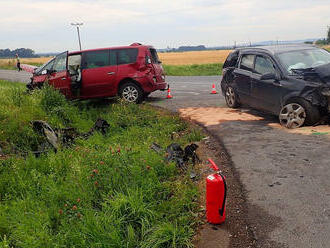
[206,158,227,224]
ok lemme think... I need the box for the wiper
[290,67,314,74]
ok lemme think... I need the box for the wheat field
[0,45,328,69]
[323,45,330,50]
[0,57,52,69]
[158,50,232,65]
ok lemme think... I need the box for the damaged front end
[291,63,330,113]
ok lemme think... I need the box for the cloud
[0,0,329,52]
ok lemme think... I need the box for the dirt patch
[179,107,330,138]
[179,107,264,126]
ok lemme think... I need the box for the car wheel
[143,92,151,99]
[225,86,240,108]
[119,82,143,103]
[279,99,320,128]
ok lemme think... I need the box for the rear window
[117,48,138,65]
[240,54,255,72]
[223,50,239,68]
[83,50,111,69]
[149,48,160,63]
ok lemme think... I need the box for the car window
[110,51,117,66]
[149,48,160,64]
[40,59,55,72]
[53,53,67,72]
[117,48,138,65]
[240,54,255,72]
[83,50,110,69]
[254,56,276,75]
[68,54,82,75]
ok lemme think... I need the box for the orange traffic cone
[166,87,173,99]
[211,84,217,94]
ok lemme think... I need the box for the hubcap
[225,87,236,107]
[122,86,138,102]
[279,103,306,128]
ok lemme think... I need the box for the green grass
[0,80,203,247]
[163,63,223,76]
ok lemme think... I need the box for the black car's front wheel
[225,86,240,108]
[279,99,320,128]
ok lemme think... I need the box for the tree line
[315,26,330,45]
[0,48,39,58]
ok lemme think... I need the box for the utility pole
[71,22,83,50]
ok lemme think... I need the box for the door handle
[61,77,66,80]
[272,80,281,86]
[107,72,115,75]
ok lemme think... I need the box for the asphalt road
[150,77,330,248]
[1,71,330,247]
[0,69,31,83]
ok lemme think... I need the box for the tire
[225,86,240,108]
[143,92,151,99]
[119,82,144,103]
[279,98,320,128]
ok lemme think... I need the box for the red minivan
[29,43,167,103]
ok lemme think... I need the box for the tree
[327,26,330,44]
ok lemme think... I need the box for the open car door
[48,51,72,98]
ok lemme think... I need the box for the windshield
[277,49,330,74]
[34,58,55,74]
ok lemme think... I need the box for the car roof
[236,44,319,55]
[69,43,152,55]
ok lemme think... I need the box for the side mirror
[260,73,276,80]
[46,69,56,74]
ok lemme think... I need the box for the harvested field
[0,57,52,69]
[323,45,330,51]
[158,50,232,65]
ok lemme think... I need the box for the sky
[0,0,329,53]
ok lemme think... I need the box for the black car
[220,45,330,128]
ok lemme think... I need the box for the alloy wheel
[122,86,139,102]
[225,87,236,107]
[279,103,306,128]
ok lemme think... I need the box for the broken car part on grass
[30,118,110,156]
[151,142,200,169]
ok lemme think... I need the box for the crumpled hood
[313,63,330,83]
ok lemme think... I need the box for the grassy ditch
[0,80,203,247]
[163,63,223,76]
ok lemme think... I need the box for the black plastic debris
[30,118,110,156]
[31,120,59,151]
[166,143,185,168]
[81,118,110,138]
[91,118,110,135]
[150,142,162,153]
[183,143,200,164]
[149,142,200,169]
